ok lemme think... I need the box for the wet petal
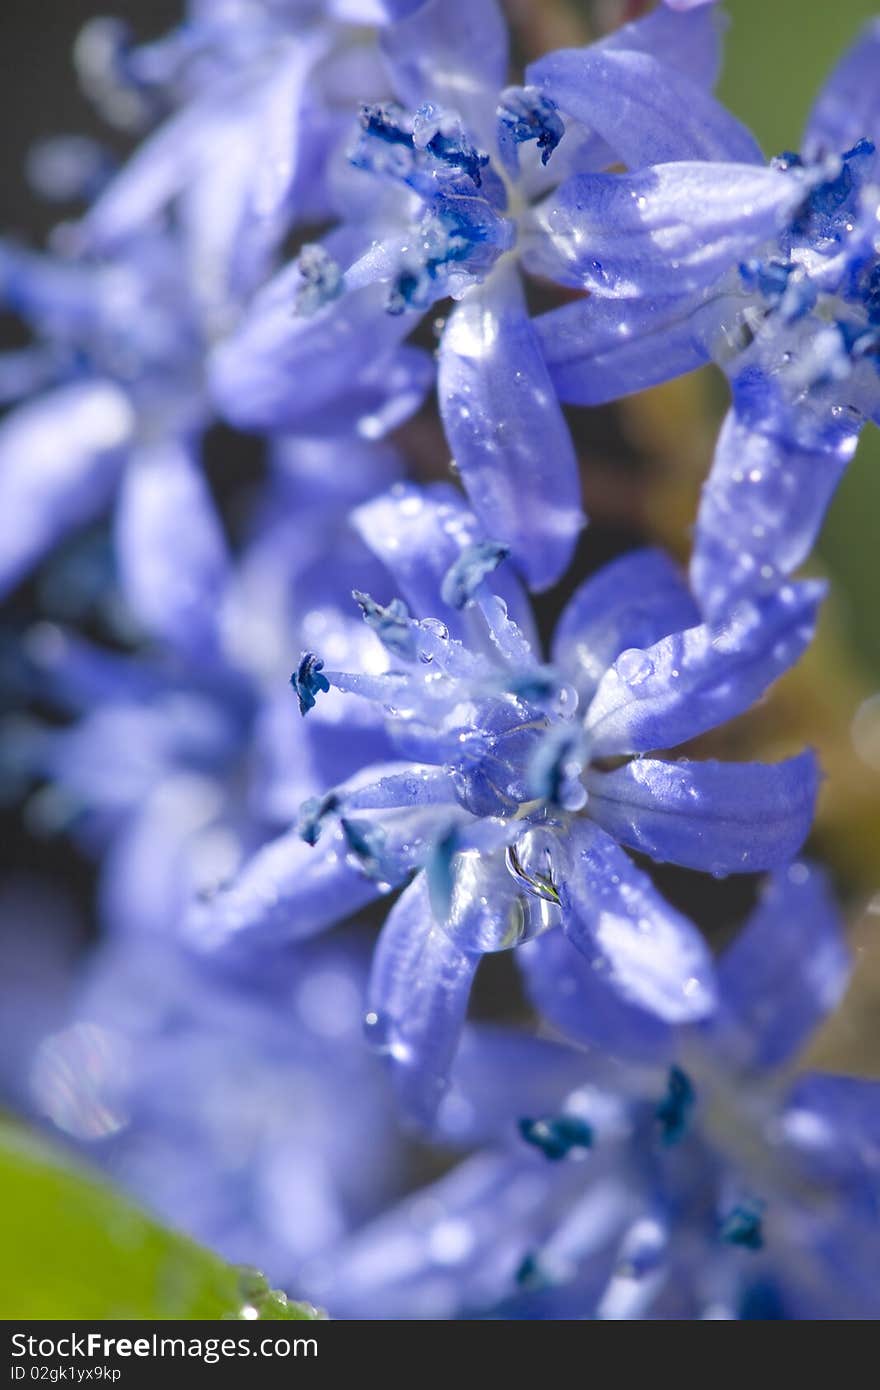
[438,1025,591,1146]
[352,482,537,643]
[368,873,479,1127]
[527,163,798,296]
[208,249,415,433]
[585,581,824,757]
[380,0,508,144]
[586,752,819,875]
[691,404,858,620]
[278,344,434,441]
[535,291,717,406]
[601,4,725,89]
[438,264,584,591]
[553,548,699,707]
[518,927,675,1062]
[562,821,717,1024]
[182,826,384,957]
[526,47,762,166]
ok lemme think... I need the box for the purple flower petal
[691,404,859,620]
[526,163,798,296]
[351,482,537,644]
[368,873,478,1127]
[603,3,724,89]
[586,752,819,875]
[535,290,717,406]
[208,250,415,433]
[585,581,824,758]
[438,1025,590,1146]
[182,826,384,957]
[526,46,762,166]
[438,264,584,591]
[380,0,508,143]
[553,548,699,707]
[715,862,850,1069]
[562,820,717,1024]
[518,926,674,1062]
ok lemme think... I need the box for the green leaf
[0,1121,320,1320]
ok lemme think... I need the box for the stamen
[339,816,386,878]
[413,103,489,188]
[292,244,343,318]
[357,102,414,148]
[655,1065,695,1146]
[426,825,460,923]
[497,86,564,176]
[290,652,330,716]
[515,1252,550,1290]
[297,791,339,846]
[441,540,510,610]
[526,724,587,810]
[352,590,416,659]
[720,1201,765,1250]
[518,1113,593,1161]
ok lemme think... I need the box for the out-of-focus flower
[6,435,403,940]
[305,864,880,1321]
[0,1,434,610]
[209,3,788,589]
[28,929,405,1289]
[0,231,218,621]
[77,1,420,328]
[187,485,822,1124]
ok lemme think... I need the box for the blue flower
[304,865,880,1320]
[77,2,417,327]
[208,2,779,589]
[8,435,403,940]
[0,3,433,607]
[186,485,822,1125]
[75,0,437,418]
[534,19,880,617]
[26,929,405,1290]
[0,229,248,661]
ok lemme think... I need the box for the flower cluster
[1,0,878,1320]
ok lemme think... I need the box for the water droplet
[363,1009,393,1052]
[499,829,565,945]
[615,649,654,688]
